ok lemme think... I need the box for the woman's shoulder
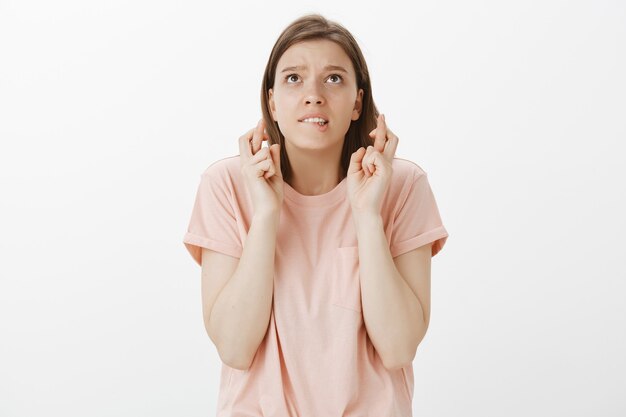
[391,157,427,183]
[201,154,242,180]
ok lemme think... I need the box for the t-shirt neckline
[283,177,347,207]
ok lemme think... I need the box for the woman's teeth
[301,117,327,125]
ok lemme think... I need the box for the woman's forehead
[279,40,351,69]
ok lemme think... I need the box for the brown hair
[260,13,379,184]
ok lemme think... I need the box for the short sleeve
[182,167,243,266]
[389,171,449,258]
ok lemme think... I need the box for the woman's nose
[303,83,324,104]
[305,96,323,104]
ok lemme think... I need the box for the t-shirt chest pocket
[330,246,362,313]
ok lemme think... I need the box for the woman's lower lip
[300,121,329,132]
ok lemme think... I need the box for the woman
[183,13,449,417]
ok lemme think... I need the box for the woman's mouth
[299,118,329,132]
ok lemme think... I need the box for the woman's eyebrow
[280,65,348,73]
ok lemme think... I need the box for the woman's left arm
[353,212,431,371]
[347,114,430,371]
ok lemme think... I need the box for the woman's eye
[328,74,343,83]
[284,73,343,84]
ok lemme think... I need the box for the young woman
[183,13,449,417]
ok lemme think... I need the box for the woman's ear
[352,88,364,121]
[268,88,277,121]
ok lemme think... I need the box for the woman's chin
[285,135,344,152]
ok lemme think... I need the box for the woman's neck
[285,142,343,196]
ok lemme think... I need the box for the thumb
[348,147,366,175]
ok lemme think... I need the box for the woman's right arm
[204,119,283,371]
[205,210,279,371]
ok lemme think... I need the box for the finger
[363,145,375,164]
[239,127,256,159]
[250,146,270,164]
[383,127,398,154]
[383,135,399,161]
[374,114,387,153]
[269,143,282,178]
[251,119,266,155]
[255,158,274,178]
[384,127,398,144]
[364,148,387,177]
[348,146,366,176]
[263,159,276,179]
[365,156,376,176]
[362,146,375,176]
[253,119,272,155]
[369,152,382,176]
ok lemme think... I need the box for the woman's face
[268,39,363,151]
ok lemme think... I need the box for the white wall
[1,0,624,415]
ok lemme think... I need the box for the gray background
[1,0,624,416]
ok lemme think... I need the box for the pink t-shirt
[183,155,448,417]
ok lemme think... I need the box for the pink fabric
[183,155,449,417]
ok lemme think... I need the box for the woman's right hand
[238,118,284,215]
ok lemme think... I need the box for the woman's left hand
[347,113,399,215]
